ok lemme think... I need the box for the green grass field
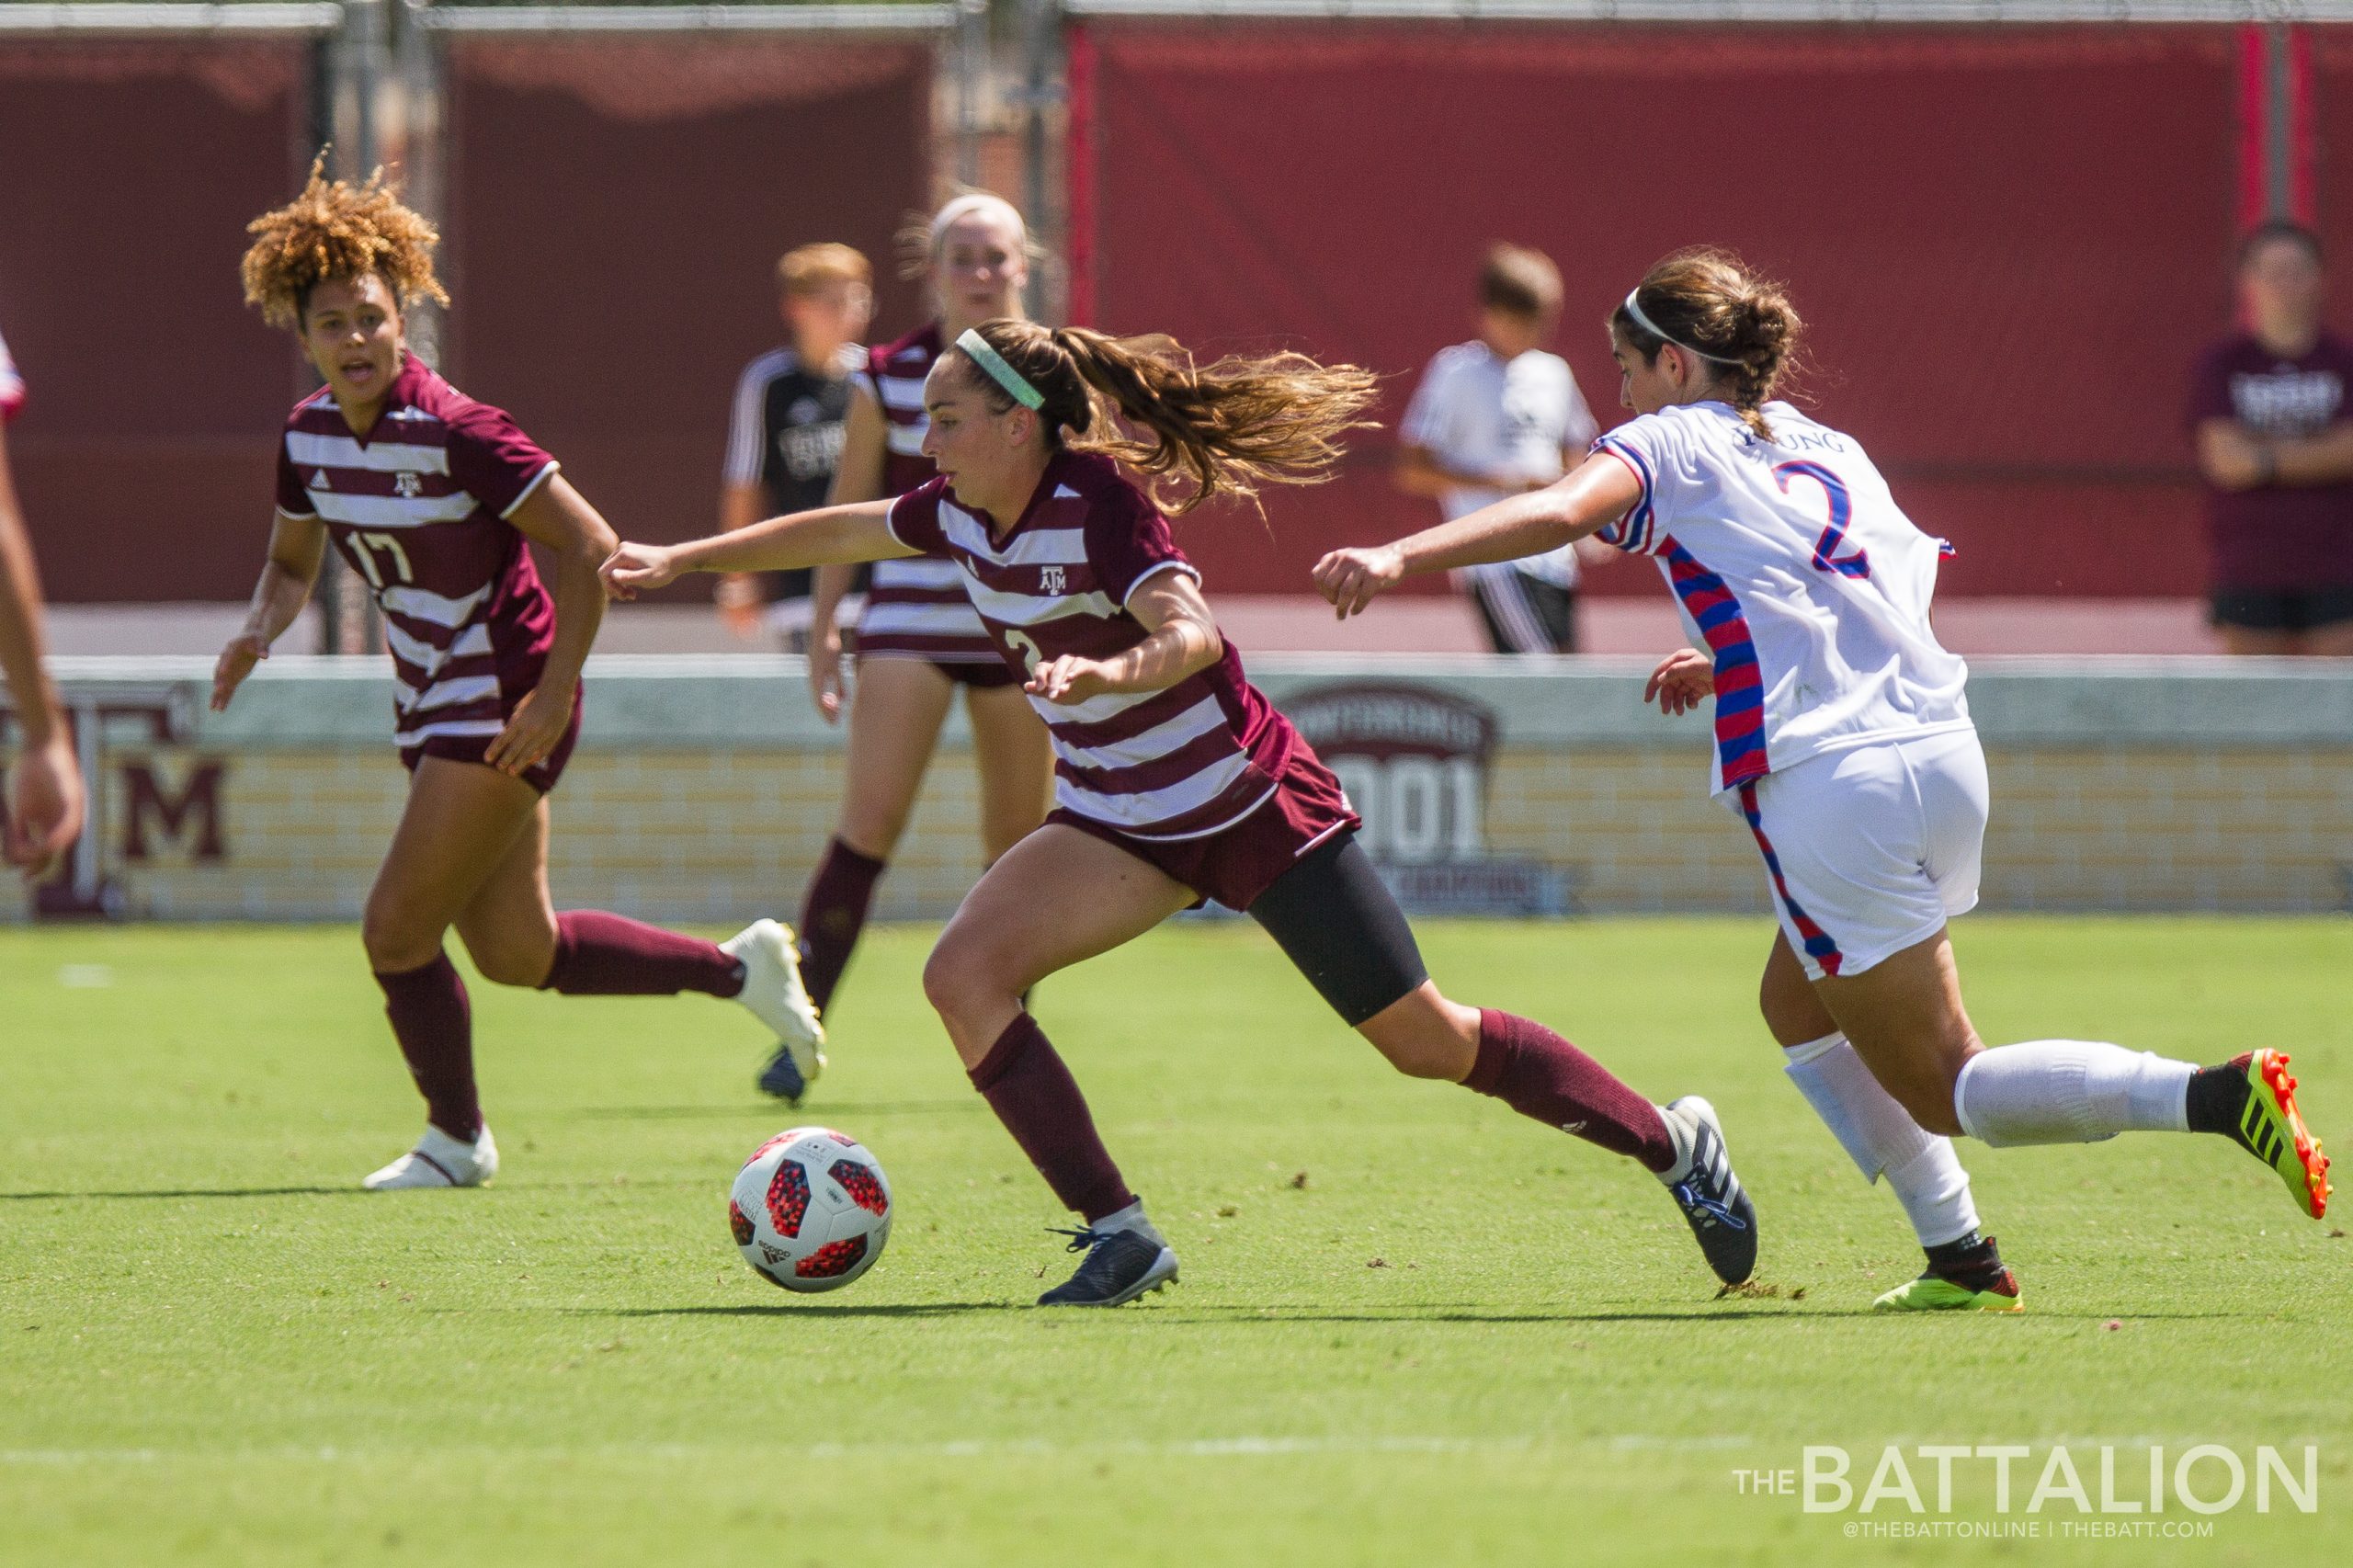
[2,917,2346,1566]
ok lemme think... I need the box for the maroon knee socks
[374,953,479,1141]
[1466,1008,1676,1172]
[796,836,886,1015]
[539,911,744,997]
[967,1013,1135,1222]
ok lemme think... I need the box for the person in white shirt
[1318,246,2331,1311]
[1394,244,1598,652]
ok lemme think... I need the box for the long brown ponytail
[1609,247,1802,440]
[949,320,1378,514]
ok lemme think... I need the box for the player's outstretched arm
[0,420,84,873]
[493,473,619,778]
[600,499,909,600]
[1313,449,1642,619]
[212,508,327,712]
[1027,570,1222,705]
[805,382,891,722]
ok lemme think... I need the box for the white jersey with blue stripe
[1591,400,1971,796]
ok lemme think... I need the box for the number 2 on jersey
[1003,627,1042,676]
[1774,460,1870,580]
[345,531,414,589]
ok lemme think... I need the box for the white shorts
[1727,726,1988,981]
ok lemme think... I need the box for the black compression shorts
[1245,832,1430,1026]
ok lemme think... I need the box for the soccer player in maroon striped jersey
[218,163,822,1190]
[0,325,85,874]
[775,195,1053,1089]
[606,320,1760,1305]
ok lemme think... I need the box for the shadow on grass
[564,1098,982,1122]
[568,1302,1014,1319]
[0,1185,362,1201]
[1157,1299,1816,1309]
[559,1301,1821,1325]
[538,1299,2243,1326]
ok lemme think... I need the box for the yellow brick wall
[28,741,2353,924]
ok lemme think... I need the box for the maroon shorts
[856,650,1022,690]
[1047,746,1360,911]
[399,685,584,795]
[935,659,1021,690]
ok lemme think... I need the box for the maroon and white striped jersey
[0,325,23,420]
[854,322,998,664]
[274,353,561,754]
[885,450,1301,840]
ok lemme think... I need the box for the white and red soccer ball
[729,1127,892,1292]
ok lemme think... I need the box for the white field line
[0,1435,1758,1465]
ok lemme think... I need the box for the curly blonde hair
[240,154,448,330]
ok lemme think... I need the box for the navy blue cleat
[1036,1225,1179,1307]
[1658,1095,1758,1287]
[756,1043,810,1105]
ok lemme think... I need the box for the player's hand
[1644,647,1715,716]
[485,680,574,778]
[806,621,847,723]
[715,573,763,639]
[211,631,271,711]
[1312,545,1405,619]
[601,541,680,599]
[1026,654,1111,704]
[3,730,85,879]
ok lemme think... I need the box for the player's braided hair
[240,153,448,330]
[1610,247,1802,441]
[951,320,1379,516]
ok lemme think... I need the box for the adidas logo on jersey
[308,469,331,491]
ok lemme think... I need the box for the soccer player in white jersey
[605,319,1761,1307]
[1395,244,1600,652]
[0,324,85,876]
[214,163,821,1189]
[1316,248,2331,1310]
[775,194,1053,1096]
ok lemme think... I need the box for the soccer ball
[728,1127,892,1292]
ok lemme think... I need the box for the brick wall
[9,655,2351,924]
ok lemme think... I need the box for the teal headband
[956,327,1045,411]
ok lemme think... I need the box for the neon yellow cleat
[2232,1050,2331,1221]
[1872,1272,2023,1313]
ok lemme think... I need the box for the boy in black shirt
[719,244,874,648]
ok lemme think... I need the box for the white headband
[930,194,1028,246]
[1621,289,1744,367]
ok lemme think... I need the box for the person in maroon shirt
[0,326,85,876]
[214,162,822,1190]
[2188,219,2353,654]
[604,319,1759,1307]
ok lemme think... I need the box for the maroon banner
[1074,22,2247,600]
[447,39,934,579]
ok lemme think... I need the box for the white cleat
[363,1123,499,1190]
[723,918,827,1098]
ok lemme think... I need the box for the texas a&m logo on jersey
[392,471,425,498]
[1040,565,1066,594]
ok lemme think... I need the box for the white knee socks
[1952,1040,2192,1147]
[1783,1031,1981,1247]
